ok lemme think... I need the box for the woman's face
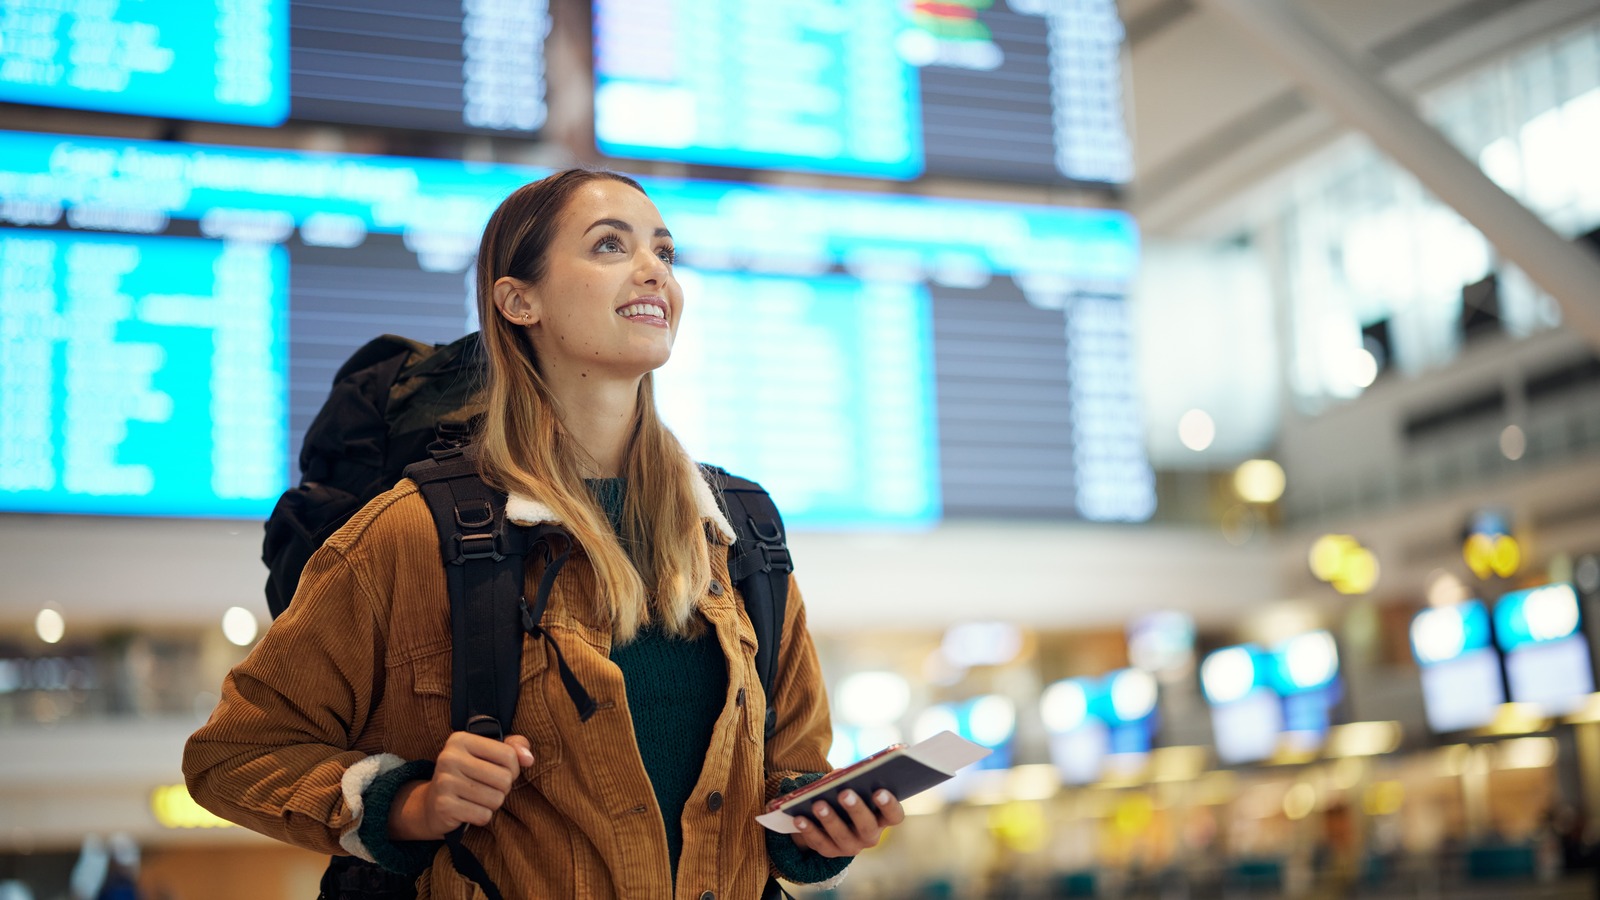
[499,179,682,384]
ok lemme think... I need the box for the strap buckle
[451,532,505,563]
[753,541,792,575]
[427,421,475,461]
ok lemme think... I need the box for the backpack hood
[504,454,739,545]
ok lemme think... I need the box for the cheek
[668,283,685,328]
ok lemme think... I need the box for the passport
[756,731,991,833]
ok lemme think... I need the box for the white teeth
[618,303,665,319]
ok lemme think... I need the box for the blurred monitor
[0,0,289,125]
[591,0,1132,185]
[1201,645,1284,765]
[0,130,1151,527]
[288,0,550,134]
[1047,720,1109,785]
[0,1,550,135]
[1494,583,1594,715]
[1411,599,1505,733]
[1211,688,1283,766]
[1265,630,1342,738]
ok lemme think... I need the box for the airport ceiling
[1116,0,1586,236]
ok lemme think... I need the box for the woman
[184,169,904,898]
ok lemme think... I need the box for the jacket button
[707,790,724,812]
[709,579,724,596]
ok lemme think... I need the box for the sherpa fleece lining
[339,753,407,861]
[504,455,737,546]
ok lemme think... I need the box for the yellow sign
[1309,534,1379,595]
[1464,533,1520,580]
[150,784,234,829]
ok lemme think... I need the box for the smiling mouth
[617,302,667,323]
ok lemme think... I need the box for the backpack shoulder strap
[402,446,530,739]
[700,465,792,741]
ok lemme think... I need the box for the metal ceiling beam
[1195,0,1600,349]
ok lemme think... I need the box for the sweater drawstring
[519,531,599,721]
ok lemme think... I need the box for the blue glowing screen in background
[0,0,289,126]
[1201,635,1342,758]
[1493,583,1594,715]
[1494,583,1583,652]
[594,0,922,178]
[1264,630,1341,697]
[1411,599,1494,665]
[656,272,940,528]
[1411,600,1505,732]
[591,0,1133,184]
[0,230,288,518]
[0,130,1146,526]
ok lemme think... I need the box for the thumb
[505,734,535,768]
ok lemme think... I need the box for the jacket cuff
[766,773,853,886]
[341,756,440,877]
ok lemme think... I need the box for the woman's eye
[596,235,623,253]
[657,246,677,264]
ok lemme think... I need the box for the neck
[546,371,642,478]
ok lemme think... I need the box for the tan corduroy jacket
[184,471,837,900]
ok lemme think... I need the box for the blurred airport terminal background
[3,0,1600,897]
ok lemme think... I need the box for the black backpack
[268,333,794,900]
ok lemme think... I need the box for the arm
[183,542,391,856]
[185,500,537,872]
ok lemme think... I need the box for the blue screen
[595,0,921,179]
[592,0,1133,184]
[0,0,288,125]
[656,273,940,528]
[1494,583,1583,651]
[0,229,288,518]
[0,130,1147,526]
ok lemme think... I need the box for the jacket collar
[504,456,737,546]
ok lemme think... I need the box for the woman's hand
[788,789,905,857]
[388,733,535,840]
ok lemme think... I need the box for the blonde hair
[473,170,711,642]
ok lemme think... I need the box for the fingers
[429,733,535,831]
[871,789,906,826]
[431,784,502,828]
[837,789,882,839]
[439,732,525,790]
[790,811,844,857]
[811,796,861,856]
[789,790,902,858]
[505,734,535,768]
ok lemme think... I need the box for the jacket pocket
[407,639,563,781]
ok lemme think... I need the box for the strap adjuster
[451,532,505,563]
[754,541,792,575]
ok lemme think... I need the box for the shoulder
[321,480,437,559]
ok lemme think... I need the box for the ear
[493,276,540,327]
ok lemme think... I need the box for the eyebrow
[585,217,672,239]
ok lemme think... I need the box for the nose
[634,247,668,284]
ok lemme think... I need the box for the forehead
[558,180,667,231]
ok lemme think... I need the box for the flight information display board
[0,0,289,125]
[656,273,939,528]
[0,0,549,134]
[0,130,1149,525]
[289,0,550,133]
[593,0,1132,184]
[0,230,287,518]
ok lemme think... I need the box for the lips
[617,297,668,323]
